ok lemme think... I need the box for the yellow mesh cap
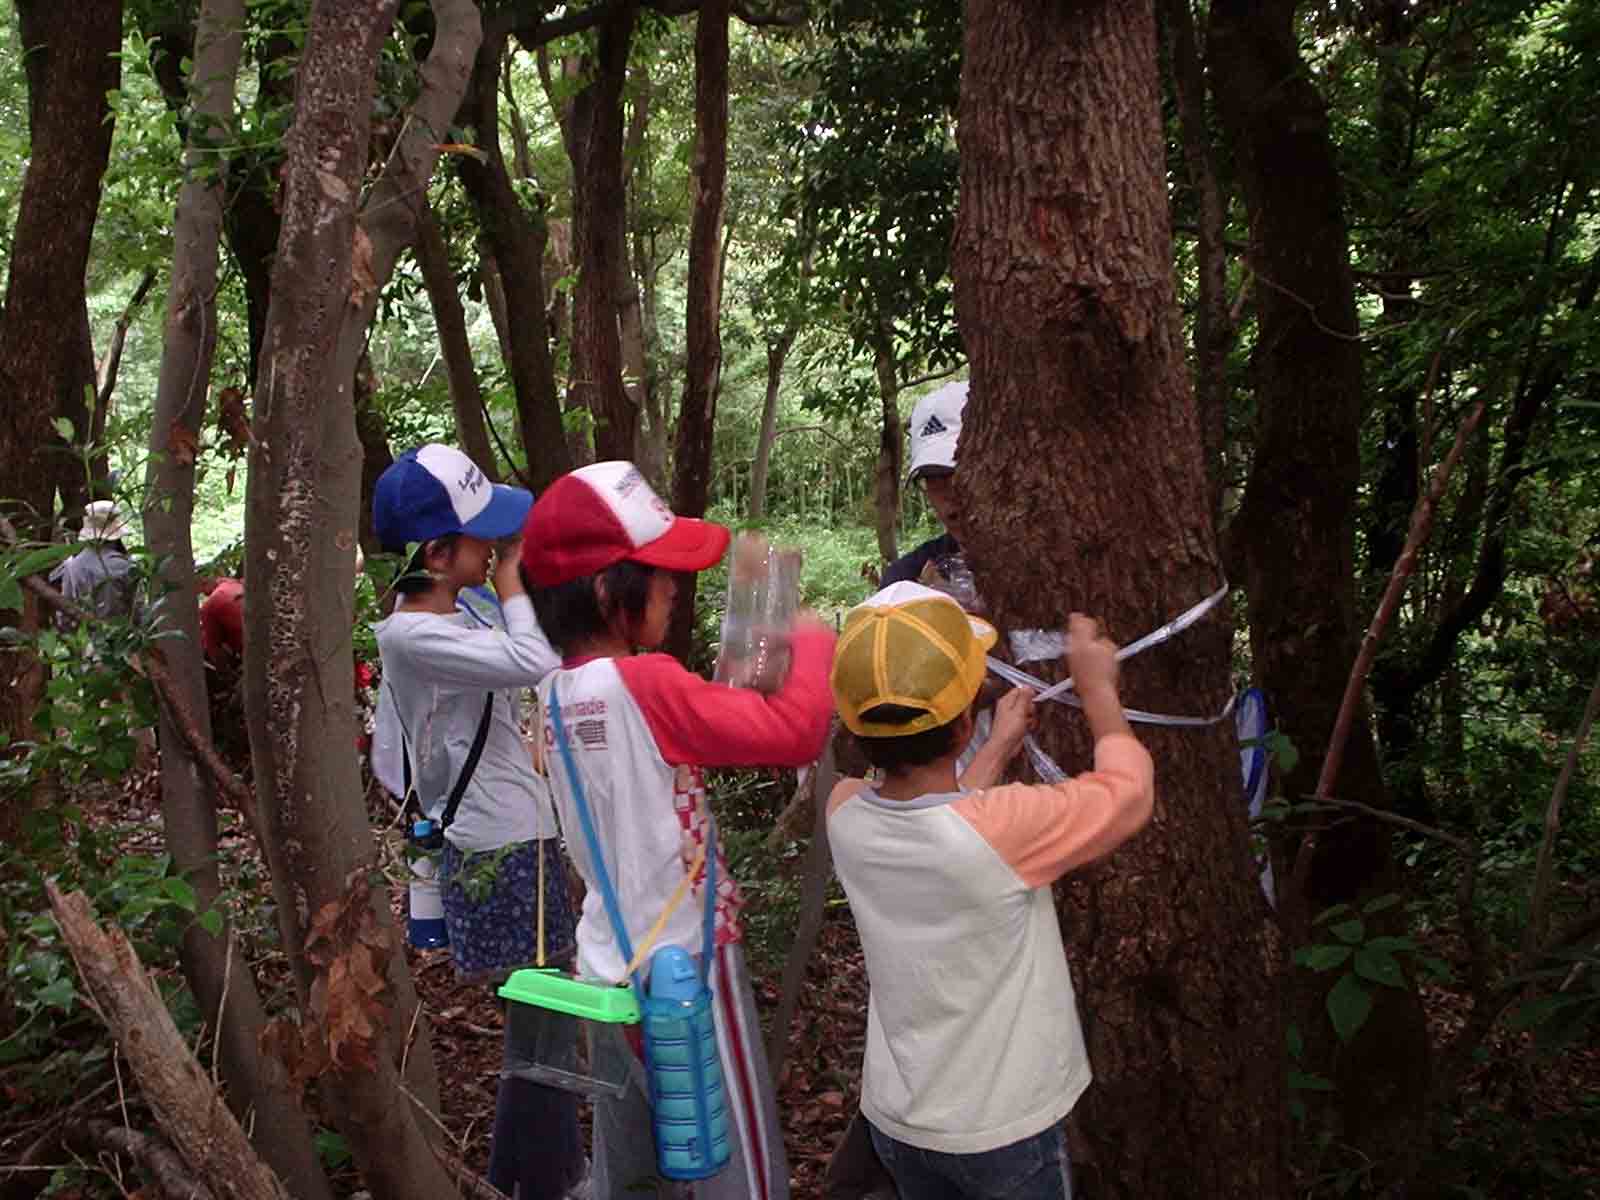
[831,581,999,737]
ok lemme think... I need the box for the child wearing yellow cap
[826,582,1155,1200]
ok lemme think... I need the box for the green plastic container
[499,969,640,1100]
[500,968,641,1024]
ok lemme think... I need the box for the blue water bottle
[642,945,730,1179]
[406,821,449,950]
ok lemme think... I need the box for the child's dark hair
[854,704,964,773]
[393,535,459,596]
[524,559,657,652]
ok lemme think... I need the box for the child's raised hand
[990,686,1038,760]
[1065,613,1119,697]
[492,537,525,596]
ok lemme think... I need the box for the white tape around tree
[985,583,1236,782]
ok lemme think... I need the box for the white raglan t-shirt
[828,733,1155,1156]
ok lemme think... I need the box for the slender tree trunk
[244,2,481,1194]
[414,201,498,480]
[354,352,393,561]
[618,69,654,478]
[459,36,570,490]
[140,5,335,1198]
[954,4,1287,1196]
[0,0,121,836]
[633,227,669,489]
[57,311,97,527]
[1159,0,1234,524]
[564,2,638,462]
[870,326,901,564]
[1210,0,1434,1182]
[92,267,160,481]
[665,0,730,662]
[749,328,799,521]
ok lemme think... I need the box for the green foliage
[0,806,213,1084]
[1293,895,1442,1044]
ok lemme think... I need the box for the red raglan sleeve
[616,627,837,768]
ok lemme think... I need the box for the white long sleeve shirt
[373,592,560,853]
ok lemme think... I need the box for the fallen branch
[44,885,289,1200]
[70,1118,219,1200]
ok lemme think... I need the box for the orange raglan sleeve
[952,733,1155,888]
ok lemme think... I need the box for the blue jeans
[867,1120,1072,1200]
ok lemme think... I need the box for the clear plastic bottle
[714,533,801,693]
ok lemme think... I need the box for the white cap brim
[907,431,959,482]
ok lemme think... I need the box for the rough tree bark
[0,0,122,837]
[665,0,730,662]
[562,2,638,462]
[953,4,1287,1196]
[243,1,479,1194]
[458,35,570,489]
[414,200,499,481]
[139,4,335,1197]
[1210,0,1431,1176]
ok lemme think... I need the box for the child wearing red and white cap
[521,461,836,1200]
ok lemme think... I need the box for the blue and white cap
[372,444,532,552]
[906,380,968,482]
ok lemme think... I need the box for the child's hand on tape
[1065,613,1120,698]
[990,686,1038,763]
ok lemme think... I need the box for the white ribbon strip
[990,583,1234,725]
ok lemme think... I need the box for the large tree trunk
[665,0,730,662]
[0,0,121,838]
[414,201,499,480]
[563,2,638,462]
[953,4,1287,1197]
[140,5,335,1198]
[243,1,480,1194]
[458,37,570,490]
[1209,1,1431,1179]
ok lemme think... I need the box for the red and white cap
[520,461,731,587]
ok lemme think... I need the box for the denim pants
[866,1120,1072,1200]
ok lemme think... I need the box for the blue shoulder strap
[549,681,715,989]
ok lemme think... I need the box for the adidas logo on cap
[920,415,948,438]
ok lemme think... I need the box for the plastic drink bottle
[642,945,730,1179]
[406,820,449,949]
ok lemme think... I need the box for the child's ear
[957,706,977,745]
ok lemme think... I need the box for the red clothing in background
[200,579,244,667]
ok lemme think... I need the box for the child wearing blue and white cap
[371,443,583,1199]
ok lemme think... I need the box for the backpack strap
[393,685,495,832]
[438,691,496,831]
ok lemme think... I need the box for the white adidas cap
[906,380,968,482]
